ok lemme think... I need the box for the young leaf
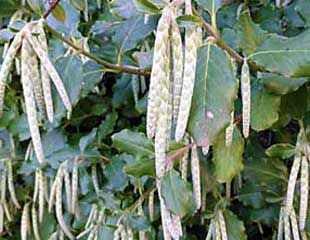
[266,144,295,159]
[161,169,194,218]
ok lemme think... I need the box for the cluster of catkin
[0,19,72,165]
[146,0,202,239]
[205,211,228,240]
[277,128,309,240]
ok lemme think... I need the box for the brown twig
[43,0,61,19]
[44,24,151,76]
[165,143,194,165]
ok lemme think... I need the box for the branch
[44,24,151,76]
[43,0,61,19]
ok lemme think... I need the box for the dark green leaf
[212,128,244,183]
[133,0,161,15]
[176,15,202,27]
[251,81,281,131]
[265,143,295,159]
[261,73,308,95]
[249,30,310,77]
[123,157,155,177]
[112,129,154,158]
[188,45,238,146]
[161,169,194,218]
[235,11,268,55]
[104,155,128,191]
[223,210,247,240]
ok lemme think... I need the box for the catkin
[289,208,300,240]
[64,168,72,213]
[21,39,45,164]
[175,27,202,141]
[72,158,79,216]
[38,170,45,222]
[26,35,72,115]
[36,20,54,122]
[55,168,74,240]
[28,42,46,118]
[0,203,3,233]
[218,211,228,240]
[31,204,41,240]
[7,161,21,209]
[285,153,301,210]
[277,208,284,240]
[170,12,183,123]
[205,219,215,240]
[148,189,155,222]
[241,58,251,138]
[299,156,308,230]
[146,7,170,139]
[0,32,22,115]
[191,145,201,210]
[283,210,291,240]
[225,111,234,147]
[21,203,31,240]
[131,74,139,104]
[91,165,100,196]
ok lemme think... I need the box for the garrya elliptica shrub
[0,0,309,239]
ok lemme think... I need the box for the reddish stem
[43,0,61,19]
[165,143,194,166]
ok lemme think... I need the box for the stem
[44,24,151,76]
[43,0,61,19]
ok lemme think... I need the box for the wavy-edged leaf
[188,44,238,146]
[223,210,247,240]
[261,73,308,95]
[266,144,295,159]
[235,11,268,56]
[112,129,154,158]
[161,169,194,217]
[249,30,310,77]
[251,81,281,131]
[133,0,161,15]
[212,128,244,183]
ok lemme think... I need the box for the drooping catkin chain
[21,38,45,164]
[146,7,170,139]
[241,58,251,138]
[191,144,201,210]
[26,33,72,116]
[28,40,46,118]
[0,32,23,115]
[299,155,308,231]
[21,202,31,240]
[36,20,54,122]
[170,11,183,123]
[175,8,202,142]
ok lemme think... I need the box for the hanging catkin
[175,0,202,142]
[170,11,183,123]
[146,7,170,139]
[191,144,201,210]
[299,155,308,231]
[0,32,22,115]
[241,58,251,138]
[21,38,45,164]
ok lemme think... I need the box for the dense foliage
[0,0,309,239]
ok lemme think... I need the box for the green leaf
[79,128,97,153]
[123,157,155,177]
[110,0,138,19]
[195,0,225,15]
[235,11,268,56]
[176,15,202,28]
[161,169,194,218]
[239,182,266,209]
[70,0,85,11]
[188,45,238,146]
[114,14,156,55]
[212,128,244,183]
[112,129,154,158]
[295,0,310,27]
[81,61,104,98]
[133,0,160,15]
[97,112,118,140]
[265,143,295,159]
[280,85,309,120]
[0,0,19,16]
[104,155,128,191]
[249,30,310,77]
[251,81,281,131]
[223,210,247,240]
[261,73,308,95]
[27,0,45,14]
